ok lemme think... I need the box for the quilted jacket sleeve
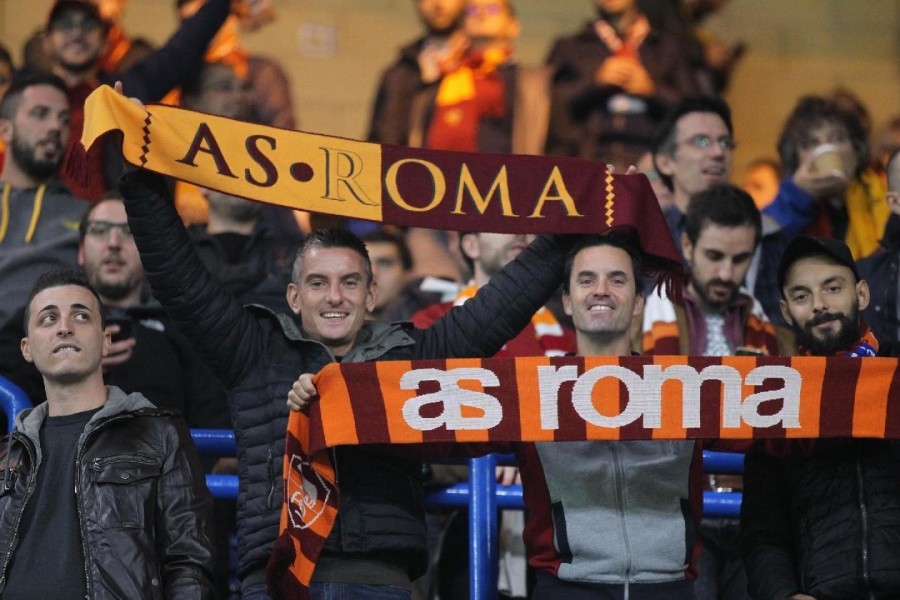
[118,169,267,389]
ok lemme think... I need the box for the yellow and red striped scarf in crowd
[269,353,900,598]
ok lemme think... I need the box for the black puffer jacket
[741,439,900,599]
[118,169,576,580]
[0,387,215,599]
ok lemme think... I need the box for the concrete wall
[1,0,898,177]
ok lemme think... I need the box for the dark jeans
[694,518,751,600]
[533,571,695,600]
[242,582,411,600]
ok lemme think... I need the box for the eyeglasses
[675,135,737,151]
[84,221,132,239]
[50,16,102,34]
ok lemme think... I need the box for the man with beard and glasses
[0,196,229,431]
[0,73,87,329]
[642,183,792,600]
[740,236,900,600]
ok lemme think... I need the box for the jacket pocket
[90,454,163,528]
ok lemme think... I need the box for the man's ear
[680,231,693,264]
[286,282,301,315]
[460,233,480,263]
[366,281,377,313]
[0,118,12,145]
[779,298,794,326]
[655,151,676,180]
[562,291,573,317]
[856,279,870,311]
[20,337,33,364]
[632,292,645,318]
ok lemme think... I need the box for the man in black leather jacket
[0,268,215,599]
[740,236,900,600]
[117,168,580,599]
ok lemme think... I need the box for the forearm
[421,234,575,358]
[118,169,261,386]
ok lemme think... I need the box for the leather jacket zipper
[855,452,873,596]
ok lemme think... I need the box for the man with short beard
[0,73,86,329]
[643,184,791,600]
[740,236,900,600]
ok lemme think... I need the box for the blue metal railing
[0,379,743,600]
[0,376,31,434]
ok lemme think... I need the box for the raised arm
[416,233,576,359]
[118,169,268,388]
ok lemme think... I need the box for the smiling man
[740,236,900,599]
[0,268,215,599]
[118,167,577,600]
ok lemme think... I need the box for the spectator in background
[176,60,246,224]
[190,188,302,314]
[858,148,900,356]
[0,43,15,174]
[42,0,230,200]
[361,229,415,323]
[545,0,695,168]
[652,96,786,324]
[368,0,466,146]
[0,74,85,329]
[742,158,781,210]
[175,0,297,130]
[411,0,550,156]
[763,95,889,260]
[0,268,216,599]
[0,196,230,430]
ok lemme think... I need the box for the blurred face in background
[417,0,466,35]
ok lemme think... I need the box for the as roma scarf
[269,353,900,598]
[75,85,682,292]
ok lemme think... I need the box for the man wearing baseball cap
[740,235,900,599]
[42,0,231,200]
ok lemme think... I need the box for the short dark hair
[0,43,12,72]
[361,229,413,271]
[0,72,68,121]
[684,184,762,246]
[652,96,734,192]
[777,95,870,179]
[24,268,105,331]
[562,232,645,295]
[78,196,124,241]
[292,228,373,284]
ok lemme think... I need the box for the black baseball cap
[777,235,860,292]
[47,0,104,29]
